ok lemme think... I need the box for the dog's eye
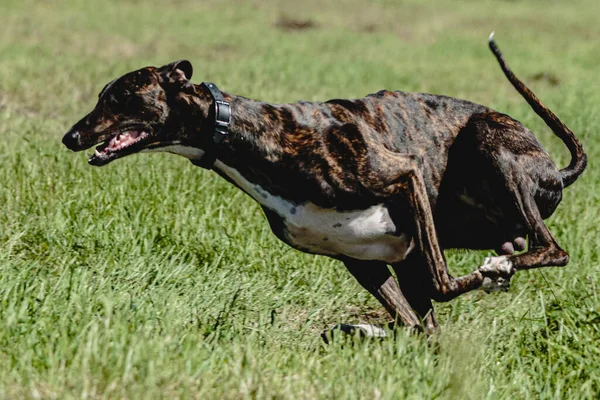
[122,95,142,110]
[104,93,132,106]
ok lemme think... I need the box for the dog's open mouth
[88,130,150,166]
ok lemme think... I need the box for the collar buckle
[214,99,231,143]
[215,100,231,126]
[192,82,231,169]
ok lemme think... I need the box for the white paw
[479,255,514,276]
[350,324,388,338]
[479,256,514,293]
[321,324,388,343]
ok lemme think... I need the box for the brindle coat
[62,36,586,334]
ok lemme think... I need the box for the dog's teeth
[95,149,101,157]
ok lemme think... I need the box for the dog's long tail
[488,32,587,188]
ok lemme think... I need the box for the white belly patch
[147,145,414,263]
[213,161,414,264]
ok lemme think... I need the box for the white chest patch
[149,144,414,263]
[141,143,205,159]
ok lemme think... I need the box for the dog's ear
[160,60,194,87]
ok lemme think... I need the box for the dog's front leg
[343,259,421,329]
[391,253,438,334]
[321,259,422,342]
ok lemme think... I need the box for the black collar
[191,82,231,170]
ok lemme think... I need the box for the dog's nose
[62,128,81,150]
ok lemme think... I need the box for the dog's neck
[185,87,303,171]
[170,86,340,205]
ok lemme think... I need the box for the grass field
[1,0,600,398]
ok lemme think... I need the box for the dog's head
[62,60,211,166]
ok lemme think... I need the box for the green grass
[1,0,599,398]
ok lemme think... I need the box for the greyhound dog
[62,34,586,335]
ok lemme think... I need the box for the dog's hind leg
[467,113,570,272]
[492,163,569,271]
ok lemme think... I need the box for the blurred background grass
[0,0,599,398]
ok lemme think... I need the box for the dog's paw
[479,255,514,277]
[478,256,514,293]
[321,324,388,344]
